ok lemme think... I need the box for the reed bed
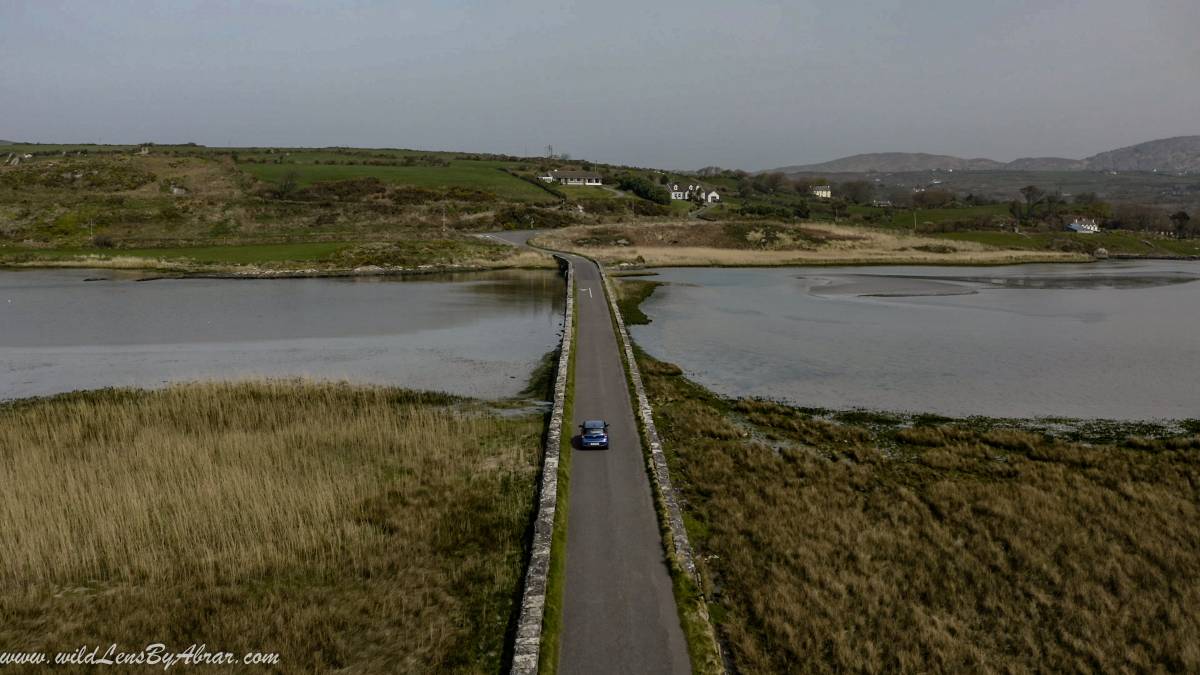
[0,380,542,673]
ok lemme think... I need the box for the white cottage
[668,182,721,203]
[1067,218,1100,234]
[541,170,603,186]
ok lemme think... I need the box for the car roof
[583,419,606,428]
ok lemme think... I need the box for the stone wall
[510,256,573,675]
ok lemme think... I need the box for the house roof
[550,170,602,180]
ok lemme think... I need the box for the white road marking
[583,287,593,298]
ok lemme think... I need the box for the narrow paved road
[488,231,690,674]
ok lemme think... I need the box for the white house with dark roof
[811,185,832,199]
[668,182,721,203]
[540,170,603,186]
[1067,218,1100,234]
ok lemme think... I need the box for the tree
[616,173,671,205]
[753,172,790,194]
[1009,200,1026,224]
[278,170,299,198]
[1044,192,1064,220]
[1111,203,1165,231]
[1020,185,1045,211]
[839,180,874,205]
[829,197,849,222]
[913,189,955,209]
[1170,211,1192,238]
[883,185,913,208]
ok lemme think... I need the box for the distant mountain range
[771,136,1200,175]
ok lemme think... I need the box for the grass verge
[0,380,543,673]
[538,286,578,674]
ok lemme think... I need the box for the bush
[291,177,386,202]
[738,204,795,219]
[0,161,155,191]
[493,206,577,230]
[630,200,671,217]
[576,199,626,215]
[616,174,671,205]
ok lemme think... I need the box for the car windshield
[583,422,605,432]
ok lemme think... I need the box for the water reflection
[0,268,564,400]
[632,261,1200,420]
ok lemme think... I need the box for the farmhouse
[811,185,832,200]
[1067,218,1101,234]
[668,182,721,203]
[541,170,603,186]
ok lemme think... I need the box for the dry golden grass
[634,351,1200,674]
[0,381,542,673]
[533,222,1086,266]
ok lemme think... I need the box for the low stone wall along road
[557,255,689,674]
[490,231,690,675]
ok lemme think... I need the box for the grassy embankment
[0,381,544,673]
[534,221,1087,267]
[614,277,1200,673]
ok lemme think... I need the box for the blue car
[580,420,610,449]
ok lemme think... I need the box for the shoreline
[0,259,556,278]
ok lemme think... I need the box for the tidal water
[630,261,1200,420]
[0,268,564,400]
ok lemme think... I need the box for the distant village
[538,168,840,206]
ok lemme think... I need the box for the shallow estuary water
[0,268,565,400]
[630,261,1200,420]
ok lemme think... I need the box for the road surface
[489,231,690,674]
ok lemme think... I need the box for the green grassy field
[849,203,1012,228]
[0,381,543,673]
[669,200,694,215]
[558,185,619,200]
[240,160,555,202]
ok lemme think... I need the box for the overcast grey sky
[2,0,1197,170]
